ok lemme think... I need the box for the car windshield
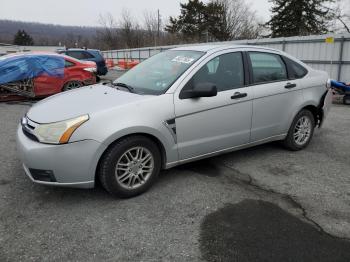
[113,50,204,95]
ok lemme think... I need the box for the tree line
[9,0,350,49]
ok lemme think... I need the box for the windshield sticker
[172,56,195,64]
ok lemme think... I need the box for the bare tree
[64,32,77,48]
[332,0,350,33]
[314,0,350,33]
[119,9,140,48]
[211,0,261,40]
[97,13,119,49]
[143,10,160,46]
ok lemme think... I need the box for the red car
[0,52,97,100]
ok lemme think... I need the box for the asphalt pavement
[0,81,350,261]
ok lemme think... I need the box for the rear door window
[82,52,95,59]
[87,50,102,59]
[66,51,86,60]
[249,52,287,84]
[65,60,75,68]
[284,57,308,79]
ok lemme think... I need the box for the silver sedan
[17,45,332,197]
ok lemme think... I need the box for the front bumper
[17,126,106,188]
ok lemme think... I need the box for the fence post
[337,36,345,81]
[282,39,286,52]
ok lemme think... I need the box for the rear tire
[283,109,315,151]
[99,136,161,198]
[62,81,82,91]
[343,95,350,105]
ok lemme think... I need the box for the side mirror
[180,82,218,99]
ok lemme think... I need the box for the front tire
[283,110,315,151]
[99,136,161,198]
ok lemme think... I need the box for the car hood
[27,84,150,123]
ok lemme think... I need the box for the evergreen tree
[206,1,232,41]
[166,0,259,42]
[165,17,182,34]
[13,30,34,46]
[266,0,334,37]
[165,0,207,42]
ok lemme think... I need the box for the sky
[0,0,272,27]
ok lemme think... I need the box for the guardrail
[102,33,350,82]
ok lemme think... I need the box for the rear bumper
[17,126,106,188]
[322,89,332,118]
[97,66,108,76]
[319,89,332,127]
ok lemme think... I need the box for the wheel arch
[303,89,330,127]
[289,98,324,130]
[94,132,168,183]
[302,104,322,127]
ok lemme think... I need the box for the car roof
[63,48,100,52]
[172,44,282,54]
[0,51,84,62]
[1,51,64,58]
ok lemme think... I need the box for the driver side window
[183,52,244,92]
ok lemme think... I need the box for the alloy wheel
[115,147,154,190]
[293,116,312,146]
[65,81,82,91]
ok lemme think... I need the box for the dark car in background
[57,48,108,76]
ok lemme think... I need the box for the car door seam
[175,98,254,119]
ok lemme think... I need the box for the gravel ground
[0,82,350,261]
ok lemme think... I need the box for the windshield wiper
[113,82,135,93]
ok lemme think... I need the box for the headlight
[34,115,89,144]
[84,67,97,73]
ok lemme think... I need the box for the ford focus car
[17,45,332,198]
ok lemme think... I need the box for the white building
[0,43,62,56]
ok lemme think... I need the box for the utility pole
[157,9,161,46]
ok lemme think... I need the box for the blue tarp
[0,54,65,85]
[331,80,350,92]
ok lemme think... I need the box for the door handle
[285,83,297,89]
[231,92,248,99]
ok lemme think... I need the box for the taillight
[84,67,97,73]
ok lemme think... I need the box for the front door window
[182,52,244,94]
